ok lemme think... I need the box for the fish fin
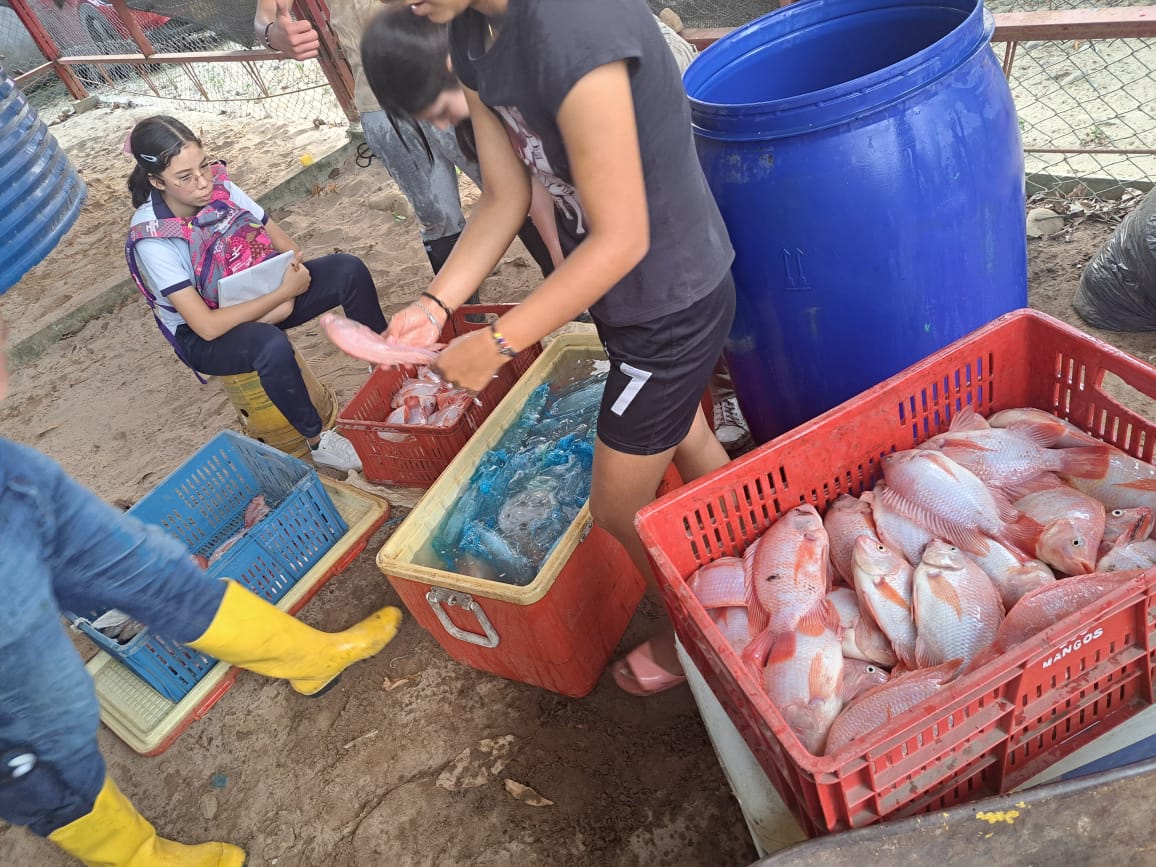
[939,658,966,682]
[990,488,1020,525]
[1004,420,1064,447]
[878,486,990,556]
[874,575,912,611]
[935,437,997,453]
[1058,446,1112,480]
[797,597,842,638]
[927,571,964,618]
[1119,478,1156,493]
[741,626,778,675]
[1002,472,1065,503]
[809,648,843,701]
[914,637,942,669]
[764,630,797,667]
[1001,515,1044,556]
[743,542,770,636]
[949,405,989,432]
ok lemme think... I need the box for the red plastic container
[337,305,543,487]
[635,308,1156,835]
[376,335,685,697]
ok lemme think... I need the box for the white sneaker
[713,395,753,457]
[311,429,363,472]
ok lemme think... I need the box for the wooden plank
[993,7,1156,42]
[682,6,1156,51]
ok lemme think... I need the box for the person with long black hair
[124,115,377,472]
[361,1,736,695]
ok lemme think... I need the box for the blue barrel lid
[685,0,996,141]
[0,66,87,295]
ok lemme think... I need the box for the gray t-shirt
[449,0,733,328]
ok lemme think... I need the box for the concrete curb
[9,137,359,371]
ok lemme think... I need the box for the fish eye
[876,544,886,552]
[1112,509,1125,517]
[1072,539,1083,547]
[866,666,878,673]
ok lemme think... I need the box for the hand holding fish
[433,328,509,393]
[384,300,445,349]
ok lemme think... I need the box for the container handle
[425,587,500,648]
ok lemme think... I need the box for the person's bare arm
[255,0,320,60]
[264,218,300,256]
[431,61,650,391]
[386,87,532,347]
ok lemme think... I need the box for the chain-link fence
[1,0,347,127]
[3,0,1153,198]
[988,0,1156,199]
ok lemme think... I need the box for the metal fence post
[7,0,88,100]
[294,0,359,123]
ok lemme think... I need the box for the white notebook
[216,251,296,307]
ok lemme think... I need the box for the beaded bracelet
[262,21,274,49]
[421,291,454,320]
[489,323,518,358]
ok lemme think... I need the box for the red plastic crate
[337,305,543,487]
[635,308,1156,836]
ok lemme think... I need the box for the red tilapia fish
[385,367,474,428]
[757,598,844,755]
[743,504,830,638]
[967,569,1142,672]
[824,662,962,755]
[676,406,1156,760]
[823,493,880,588]
[879,450,1031,556]
[912,541,1004,669]
[320,313,439,367]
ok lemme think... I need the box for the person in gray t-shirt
[362,0,736,697]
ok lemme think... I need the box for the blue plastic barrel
[0,65,86,295]
[686,0,1027,443]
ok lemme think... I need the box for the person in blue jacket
[0,312,403,864]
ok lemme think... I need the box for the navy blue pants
[176,253,388,438]
[0,439,226,836]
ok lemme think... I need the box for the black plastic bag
[1073,191,1156,332]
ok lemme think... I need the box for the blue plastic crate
[67,431,348,701]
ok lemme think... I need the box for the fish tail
[1058,445,1112,479]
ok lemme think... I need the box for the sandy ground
[1,97,1153,867]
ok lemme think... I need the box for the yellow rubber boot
[48,776,245,866]
[188,581,403,695]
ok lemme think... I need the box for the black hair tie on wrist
[263,21,274,49]
[421,291,454,320]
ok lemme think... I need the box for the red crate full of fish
[337,305,543,487]
[635,308,1156,835]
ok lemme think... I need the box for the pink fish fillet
[689,556,747,609]
[758,599,845,755]
[743,505,830,638]
[967,569,1142,672]
[824,662,961,755]
[822,493,879,588]
[320,313,439,367]
[912,540,1004,669]
[880,449,1032,556]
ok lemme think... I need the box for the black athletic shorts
[593,272,736,456]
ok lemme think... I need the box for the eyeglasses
[164,160,214,190]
